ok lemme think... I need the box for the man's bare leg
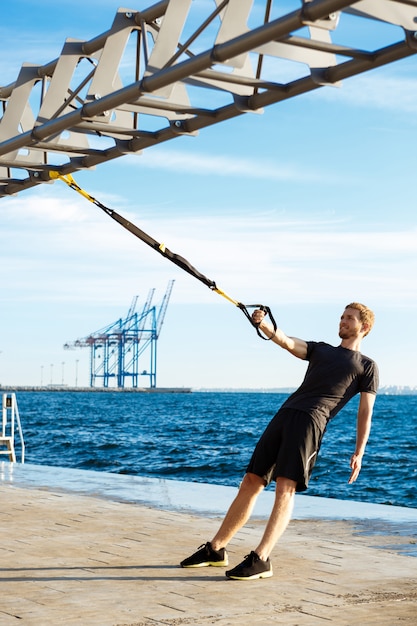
[210,472,266,551]
[254,476,296,561]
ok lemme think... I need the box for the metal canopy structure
[0,0,416,198]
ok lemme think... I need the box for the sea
[8,390,417,510]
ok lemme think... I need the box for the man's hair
[345,302,375,336]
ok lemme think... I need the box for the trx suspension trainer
[51,172,277,340]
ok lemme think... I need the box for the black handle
[238,303,277,340]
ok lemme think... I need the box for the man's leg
[225,476,296,580]
[254,476,296,560]
[210,472,266,550]
[180,472,265,568]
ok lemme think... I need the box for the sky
[1,0,416,390]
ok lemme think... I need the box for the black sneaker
[180,542,228,568]
[225,551,273,580]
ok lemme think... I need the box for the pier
[1,463,416,625]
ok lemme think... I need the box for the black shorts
[246,408,325,492]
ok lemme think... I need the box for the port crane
[64,280,174,388]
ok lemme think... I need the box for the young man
[180,303,378,580]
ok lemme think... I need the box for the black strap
[101,204,217,290]
[54,173,278,339]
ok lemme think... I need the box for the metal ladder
[0,393,25,463]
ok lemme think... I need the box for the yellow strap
[212,287,240,307]
[50,171,96,204]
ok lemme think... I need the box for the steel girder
[0,0,416,198]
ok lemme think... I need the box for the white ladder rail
[1,393,25,463]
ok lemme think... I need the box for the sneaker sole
[226,568,273,580]
[181,559,228,568]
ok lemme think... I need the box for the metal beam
[1,0,416,197]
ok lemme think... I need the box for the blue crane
[64,280,174,389]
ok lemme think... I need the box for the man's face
[338,307,364,340]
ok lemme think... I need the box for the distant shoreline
[0,385,416,395]
[0,386,192,394]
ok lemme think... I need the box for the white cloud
[126,149,327,182]
[1,188,415,309]
[316,72,417,114]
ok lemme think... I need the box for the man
[180,302,378,580]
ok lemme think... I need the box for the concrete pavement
[1,463,416,625]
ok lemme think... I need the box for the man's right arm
[252,311,308,360]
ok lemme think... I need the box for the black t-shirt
[281,341,379,426]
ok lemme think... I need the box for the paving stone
[0,480,416,625]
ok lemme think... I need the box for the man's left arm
[348,391,376,484]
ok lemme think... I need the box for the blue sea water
[11,391,417,509]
